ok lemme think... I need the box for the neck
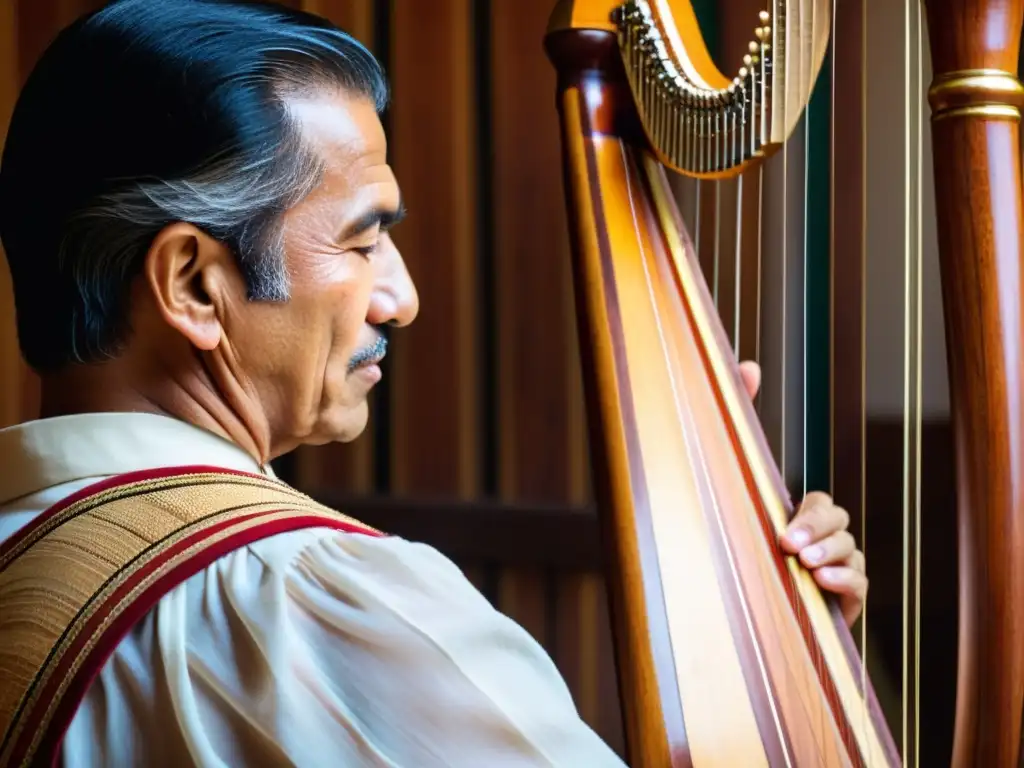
[38,356,272,467]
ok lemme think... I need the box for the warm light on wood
[545,2,899,764]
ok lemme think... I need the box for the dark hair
[0,0,388,372]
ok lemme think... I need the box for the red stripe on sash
[0,466,383,767]
[0,465,282,560]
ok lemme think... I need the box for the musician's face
[137,89,417,460]
[226,90,419,453]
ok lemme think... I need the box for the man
[0,1,866,765]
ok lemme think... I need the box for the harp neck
[543,28,644,141]
[546,0,831,176]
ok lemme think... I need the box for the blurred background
[0,0,976,763]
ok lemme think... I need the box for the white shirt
[0,413,624,767]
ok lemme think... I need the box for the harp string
[900,0,925,763]
[826,0,875,748]
[627,146,796,761]
[780,77,789,484]
[714,181,722,307]
[755,164,764,369]
[858,0,869,723]
[734,173,743,355]
[803,79,810,504]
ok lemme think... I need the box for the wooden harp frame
[543,0,1024,766]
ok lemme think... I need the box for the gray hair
[61,137,319,361]
[0,0,388,371]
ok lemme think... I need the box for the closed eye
[353,243,378,257]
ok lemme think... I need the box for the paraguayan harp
[543,1,899,764]
[544,0,1024,765]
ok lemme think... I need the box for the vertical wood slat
[0,1,19,428]
[490,0,569,647]
[489,0,622,752]
[388,0,479,499]
[291,0,377,496]
[831,0,866,568]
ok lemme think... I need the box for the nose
[366,234,419,327]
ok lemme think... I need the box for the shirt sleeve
[60,528,626,768]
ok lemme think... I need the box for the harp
[543,0,1024,766]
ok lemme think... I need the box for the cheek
[291,259,375,367]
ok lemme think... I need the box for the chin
[313,400,370,444]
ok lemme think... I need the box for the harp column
[922,0,1024,765]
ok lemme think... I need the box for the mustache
[347,334,388,372]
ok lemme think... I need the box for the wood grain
[545,15,899,765]
[0,0,20,428]
[922,0,1024,764]
[387,0,479,498]
[489,0,624,751]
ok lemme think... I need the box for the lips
[348,335,388,372]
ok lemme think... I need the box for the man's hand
[739,361,867,627]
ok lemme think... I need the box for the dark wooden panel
[387,0,480,498]
[313,491,601,568]
[0,2,20,428]
[488,0,622,753]
[831,0,867,548]
[490,0,575,641]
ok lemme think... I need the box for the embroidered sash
[0,465,383,767]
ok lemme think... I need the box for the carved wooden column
[922,0,1024,765]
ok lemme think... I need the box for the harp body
[544,0,1024,766]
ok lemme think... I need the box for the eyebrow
[339,196,406,241]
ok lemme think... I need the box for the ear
[142,222,238,351]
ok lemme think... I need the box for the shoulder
[63,526,622,766]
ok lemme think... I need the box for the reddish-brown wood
[0,1,19,428]
[388,0,480,498]
[491,0,571,651]
[545,8,899,767]
[922,0,1024,765]
[489,0,625,752]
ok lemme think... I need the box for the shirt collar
[0,412,275,506]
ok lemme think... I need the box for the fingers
[797,530,857,569]
[811,561,868,626]
[739,361,761,399]
[782,492,850,552]
[738,361,761,399]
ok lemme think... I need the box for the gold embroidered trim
[0,470,378,766]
